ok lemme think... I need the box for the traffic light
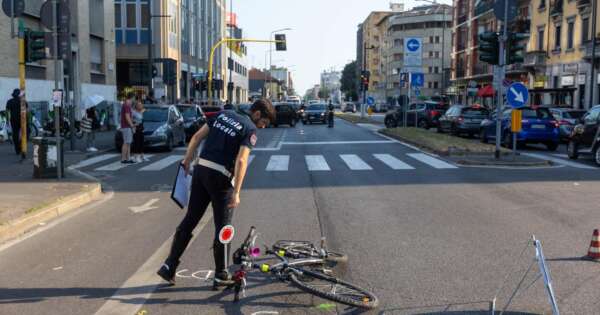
[275,34,287,51]
[478,32,499,65]
[25,29,46,62]
[200,80,207,91]
[506,33,530,65]
[360,70,370,89]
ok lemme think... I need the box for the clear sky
[234,0,449,96]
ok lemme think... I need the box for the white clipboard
[171,164,192,209]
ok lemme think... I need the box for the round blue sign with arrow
[367,96,375,106]
[406,39,420,52]
[507,82,529,108]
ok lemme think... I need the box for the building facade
[0,0,117,113]
[357,11,391,104]
[321,70,342,103]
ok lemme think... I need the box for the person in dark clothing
[328,101,335,128]
[223,100,234,110]
[157,99,275,288]
[6,89,25,155]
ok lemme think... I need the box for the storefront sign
[578,74,587,85]
[561,75,574,86]
[563,63,578,74]
[534,75,546,88]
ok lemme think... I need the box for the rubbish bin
[32,137,65,179]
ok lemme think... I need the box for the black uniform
[164,110,257,275]
[6,96,23,155]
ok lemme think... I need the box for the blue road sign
[411,73,424,87]
[366,96,375,106]
[507,82,529,108]
[406,39,420,52]
[414,87,421,97]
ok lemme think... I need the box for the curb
[454,159,554,167]
[0,170,103,244]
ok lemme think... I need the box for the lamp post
[417,0,448,95]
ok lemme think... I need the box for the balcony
[524,51,547,67]
[577,0,590,8]
[584,40,600,59]
[550,0,563,16]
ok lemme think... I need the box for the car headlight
[574,124,584,135]
[153,124,168,136]
[320,112,325,116]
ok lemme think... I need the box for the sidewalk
[0,134,107,243]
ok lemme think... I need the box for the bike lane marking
[93,210,213,315]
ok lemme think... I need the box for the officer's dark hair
[250,98,276,122]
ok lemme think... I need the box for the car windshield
[144,108,168,122]
[563,111,585,119]
[522,108,552,119]
[177,107,196,119]
[463,108,488,116]
[308,105,326,111]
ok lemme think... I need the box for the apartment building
[357,11,391,104]
[225,12,249,104]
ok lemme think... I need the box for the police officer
[327,101,334,128]
[158,99,275,287]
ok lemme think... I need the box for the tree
[341,61,359,102]
[318,87,331,99]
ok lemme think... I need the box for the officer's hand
[228,193,240,209]
[182,157,192,176]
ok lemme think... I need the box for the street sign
[366,96,375,106]
[218,225,235,244]
[411,73,424,87]
[493,0,518,22]
[2,0,24,17]
[507,82,529,108]
[511,109,522,132]
[40,0,70,32]
[414,87,421,97]
[404,37,422,67]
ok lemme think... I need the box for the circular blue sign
[406,39,420,52]
[507,82,529,109]
[367,96,375,105]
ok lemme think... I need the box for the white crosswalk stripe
[70,154,119,169]
[373,154,415,170]
[305,155,330,171]
[248,155,255,166]
[523,153,596,169]
[266,155,289,171]
[340,154,372,170]
[407,153,458,169]
[94,155,155,171]
[139,155,184,171]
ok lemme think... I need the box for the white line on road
[552,153,569,159]
[94,155,155,171]
[283,140,394,145]
[373,154,415,170]
[248,155,255,166]
[305,155,331,171]
[340,154,373,170]
[407,153,458,169]
[139,155,183,171]
[129,198,160,213]
[93,210,214,315]
[69,154,119,169]
[522,153,596,169]
[266,155,289,171]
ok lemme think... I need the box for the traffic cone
[587,229,600,260]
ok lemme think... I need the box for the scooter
[43,116,83,139]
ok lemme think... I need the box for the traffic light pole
[18,20,26,160]
[52,0,62,179]
[494,0,509,160]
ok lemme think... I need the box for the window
[394,38,402,47]
[434,67,439,73]
[539,0,546,9]
[555,24,561,49]
[567,20,574,49]
[126,3,136,28]
[114,3,121,28]
[141,3,149,28]
[434,82,439,89]
[393,53,402,61]
[435,36,440,43]
[428,82,432,88]
[584,108,600,124]
[90,37,103,73]
[429,51,433,58]
[582,17,590,43]
[537,27,544,50]
[435,51,440,58]
[429,36,433,43]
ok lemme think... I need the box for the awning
[477,85,495,97]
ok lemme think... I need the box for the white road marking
[139,155,183,171]
[248,155,255,165]
[283,140,394,145]
[94,155,154,171]
[340,154,372,170]
[407,153,458,169]
[552,154,569,159]
[373,154,415,170]
[266,155,289,171]
[129,198,160,213]
[69,154,119,169]
[93,210,213,315]
[305,155,331,171]
[522,153,596,169]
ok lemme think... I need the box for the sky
[234,0,448,95]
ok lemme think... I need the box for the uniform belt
[196,158,232,178]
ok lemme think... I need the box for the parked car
[343,103,357,113]
[479,107,560,151]
[567,105,600,166]
[114,105,186,152]
[201,105,222,119]
[272,103,297,127]
[302,104,328,124]
[384,101,446,129]
[237,103,252,116]
[438,105,490,137]
[176,104,206,142]
[549,108,587,142]
[429,95,450,108]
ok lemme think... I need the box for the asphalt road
[2,119,600,315]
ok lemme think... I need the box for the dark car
[177,104,206,142]
[201,105,222,119]
[550,108,587,142]
[273,103,297,127]
[480,107,560,151]
[567,105,600,166]
[237,103,252,115]
[302,104,328,124]
[384,101,446,129]
[343,103,357,113]
[114,105,186,152]
[438,105,490,137]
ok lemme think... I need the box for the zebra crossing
[71,152,461,173]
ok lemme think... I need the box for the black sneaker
[213,271,235,288]
[157,263,176,286]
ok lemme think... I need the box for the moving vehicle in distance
[567,105,600,166]
[302,103,328,125]
[550,108,587,142]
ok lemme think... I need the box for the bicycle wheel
[274,240,348,263]
[289,269,378,309]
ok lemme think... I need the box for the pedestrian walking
[132,101,148,163]
[120,93,136,164]
[157,99,275,288]
[82,108,98,152]
[5,89,26,156]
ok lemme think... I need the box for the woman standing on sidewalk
[132,100,147,163]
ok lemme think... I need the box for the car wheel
[567,140,579,160]
[503,132,513,148]
[290,119,296,127]
[594,146,600,166]
[546,142,558,151]
[418,119,429,129]
[480,129,488,143]
[451,124,459,136]
[384,117,397,128]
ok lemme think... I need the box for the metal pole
[228,0,233,103]
[441,5,446,94]
[10,0,15,38]
[18,20,26,160]
[495,0,509,160]
[186,0,191,101]
[361,42,367,118]
[147,0,153,93]
[590,0,598,109]
[406,74,411,127]
[53,0,62,178]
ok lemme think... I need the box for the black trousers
[132,125,144,154]
[165,165,234,272]
[11,121,21,155]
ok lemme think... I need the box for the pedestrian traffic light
[478,32,499,65]
[25,29,46,63]
[275,34,287,51]
[506,33,529,65]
